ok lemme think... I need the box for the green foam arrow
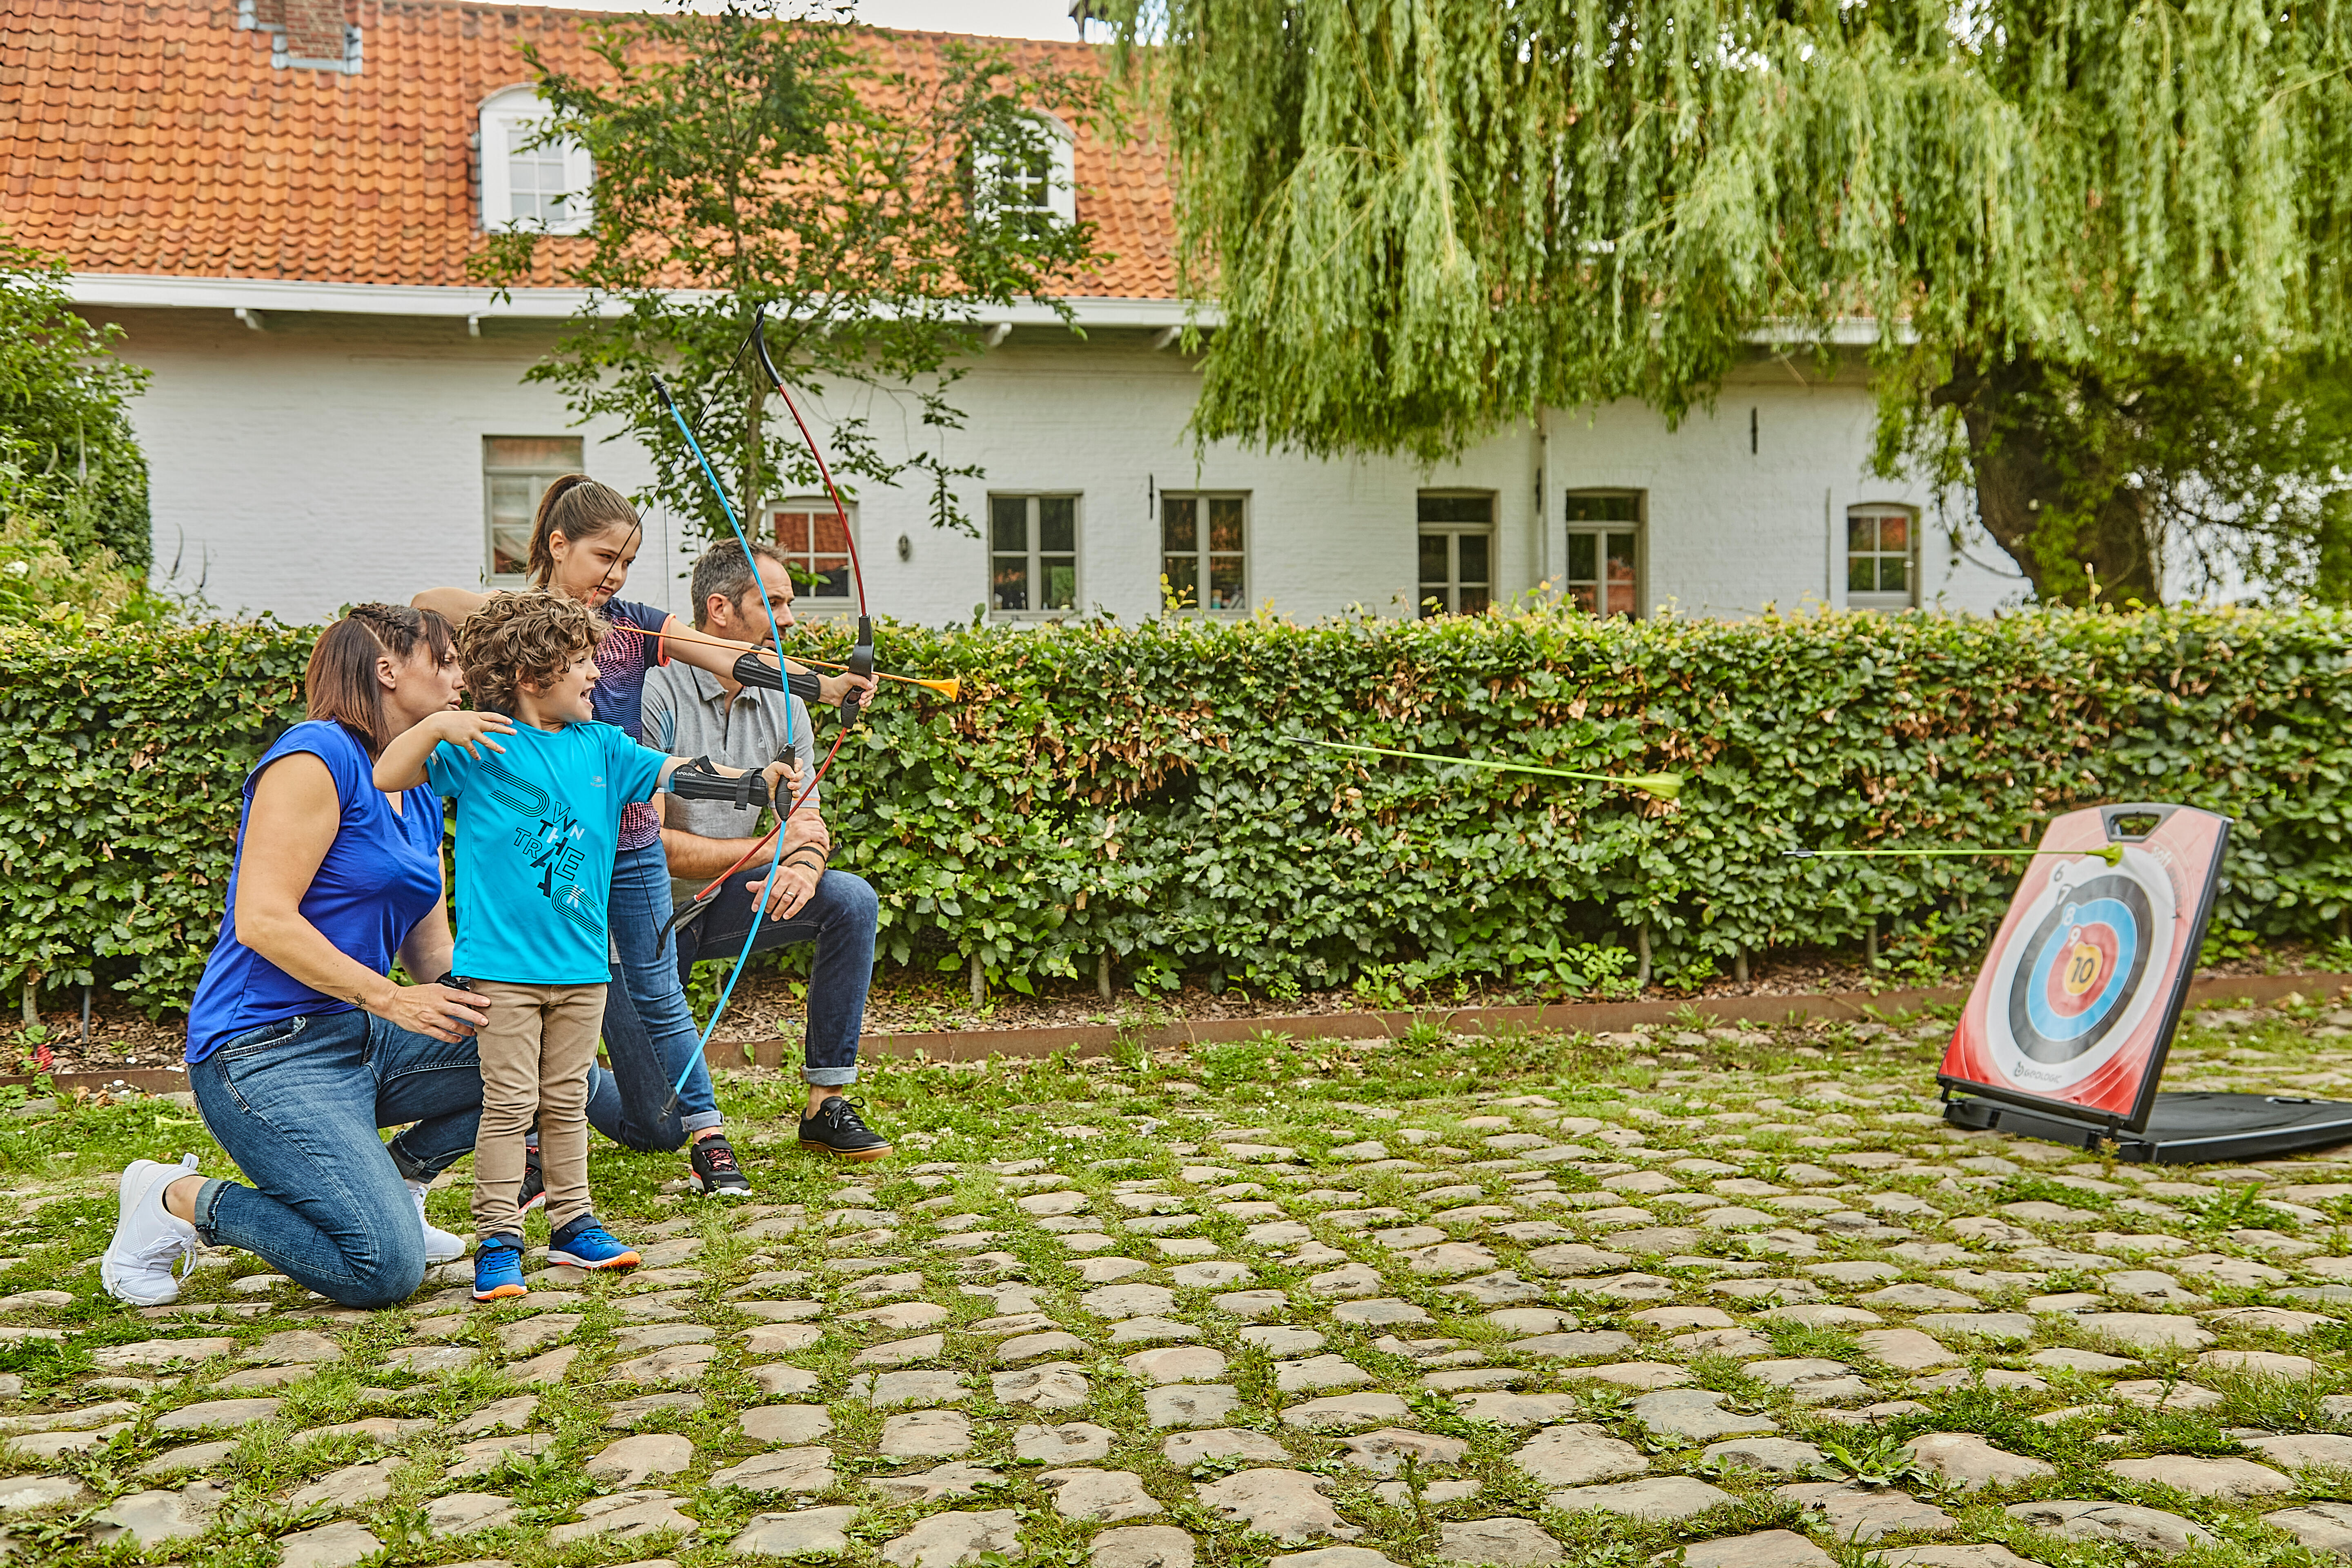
[1786,845,2125,866]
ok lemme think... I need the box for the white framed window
[483,436,584,587]
[769,497,858,606]
[479,86,592,234]
[1847,504,1918,611]
[989,494,1078,616]
[973,110,1076,232]
[1161,492,1247,613]
[1417,492,1494,616]
[1564,490,1643,618]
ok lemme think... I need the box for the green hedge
[6,605,2351,1015]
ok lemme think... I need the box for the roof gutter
[66,273,1216,330]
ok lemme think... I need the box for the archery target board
[1939,804,2229,1131]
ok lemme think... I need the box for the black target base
[1944,1091,2352,1164]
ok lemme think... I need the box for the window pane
[1881,555,1909,593]
[1567,532,1597,581]
[1207,497,1245,552]
[1569,584,1598,613]
[776,510,813,553]
[1848,557,1876,594]
[1419,593,1447,619]
[1043,559,1076,610]
[1038,497,1076,553]
[990,497,1029,554]
[1459,588,1490,615]
[1566,491,1638,523]
[1419,532,1450,582]
[993,556,1029,611]
[809,559,851,598]
[488,475,536,576]
[1208,555,1244,609]
[1878,512,1909,551]
[1163,555,1198,602]
[1162,498,1196,553]
[1604,533,1636,616]
[1418,493,1492,524]
[484,436,582,470]
[1849,514,1878,554]
[1457,532,1490,585]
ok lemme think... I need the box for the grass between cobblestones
[4,999,2352,1568]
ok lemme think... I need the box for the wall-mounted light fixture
[896,534,912,562]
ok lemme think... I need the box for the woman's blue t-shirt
[183,721,445,1063]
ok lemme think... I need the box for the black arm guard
[731,651,822,704]
[667,757,771,811]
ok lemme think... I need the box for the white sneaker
[408,1179,468,1264]
[100,1154,202,1306]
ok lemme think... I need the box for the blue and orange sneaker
[472,1235,528,1301]
[547,1215,640,1271]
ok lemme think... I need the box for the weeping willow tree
[1102,0,2352,603]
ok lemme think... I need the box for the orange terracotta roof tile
[0,0,1177,298]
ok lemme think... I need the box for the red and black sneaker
[798,1097,893,1162]
[688,1132,754,1199]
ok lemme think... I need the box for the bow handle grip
[841,616,875,728]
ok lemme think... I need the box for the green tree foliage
[1101,0,2352,603]
[473,0,1107,539]
[0,238,151,572]
[12,605,2352,1015]
[0,471,173,629]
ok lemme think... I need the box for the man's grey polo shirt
[641,659,815,908]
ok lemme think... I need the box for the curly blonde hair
[457,591,605,716]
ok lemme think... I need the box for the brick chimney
[281,0,346,62]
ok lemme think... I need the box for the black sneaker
[799,1097,893,1162]
[688,1133,754,1199]
[517,1144,546,1213]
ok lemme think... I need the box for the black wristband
[668,760,770,811]
[729,651,823,704]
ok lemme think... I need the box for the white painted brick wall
[96,308,2021,625]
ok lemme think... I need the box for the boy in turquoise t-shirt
[375,592,788,1300]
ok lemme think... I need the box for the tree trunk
[1934,352,2164,607]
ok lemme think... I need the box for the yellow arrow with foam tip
[1295,739,1683,800]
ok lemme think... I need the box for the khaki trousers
[470,980,605,1239]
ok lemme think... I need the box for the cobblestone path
[9,1001,2352,1568]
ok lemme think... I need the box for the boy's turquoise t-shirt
[426,720,670,985]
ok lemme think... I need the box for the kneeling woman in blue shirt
[101,605,498,1310]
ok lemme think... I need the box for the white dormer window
[479,87,593,234]
[973,111,1076,232]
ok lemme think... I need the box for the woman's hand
[428,710,516,761]
[370,979,492,1043]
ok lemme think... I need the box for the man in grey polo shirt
[642,540,888,1167]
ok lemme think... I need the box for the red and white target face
[1942,804,2227,1124]
[1980,851,2173,1094]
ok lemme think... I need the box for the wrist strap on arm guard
[731,651,822,704]
[666,756,771,811]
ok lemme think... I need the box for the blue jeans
[189,1009,481,1310]
[586,837,721,1152]
[675,867,877,1088]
